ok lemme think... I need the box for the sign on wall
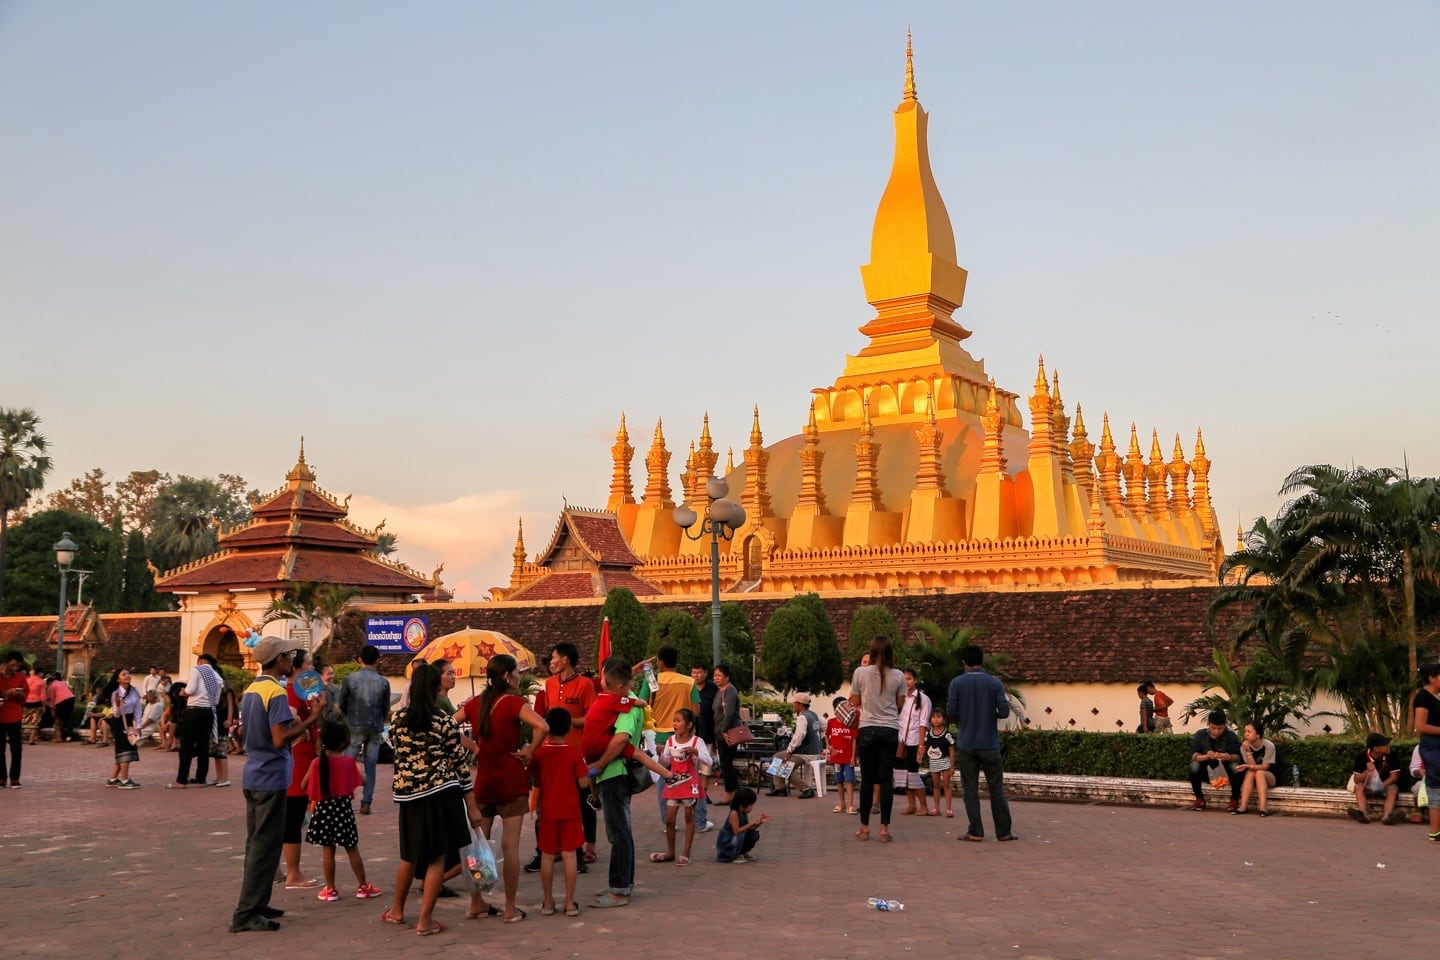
[365,615,429,654]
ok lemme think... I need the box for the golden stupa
[500,37,1221,599]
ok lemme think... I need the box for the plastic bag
[461,824,499,893]
[1207,761,1229,789]
[1419,781,1429,809]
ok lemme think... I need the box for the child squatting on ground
[716,786,771,863]
[527,708,591,917]
[652,708,712,865]
[302,721,381,902]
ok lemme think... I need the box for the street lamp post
[673,477,747,667]
[53,532,78,678]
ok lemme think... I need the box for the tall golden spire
[850,399,883,510]
[287,436,317,487]
[511,517,527,576]
[1123,424,1148,520]
[854,32,971,359]
[903,28,917,102]
[1146,429,1170,520]
[1097,413,1123,514]
[913,391,946,491]
[742,406,772,521]
[606,414,635,512]
[1070,405,1095,494]
[979,380,1007,475]
[641,419,674,506]
[1167,433,1191,516]
[796,400,828,513]
[1191,428,1217,541]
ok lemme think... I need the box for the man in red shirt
[1,652,30,788]
[1146,682,1174,733]
[528,642,598,871]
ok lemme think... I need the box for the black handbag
[624,757,653,795]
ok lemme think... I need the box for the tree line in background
[0,406,403,618]
[593,587,1022,716]
[1204,464,1440,738]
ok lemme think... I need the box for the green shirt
[598,705,645,783]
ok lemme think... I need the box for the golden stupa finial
[653,418,665,443]
[1172,433,1186,462]
[287,435,317,485]
[1051,371,1062,407]
[726,447,735,474]
[1149,428,1164,461]
[1128,423,1142,457]
[1099,413,1115,452]
[1235,520,1245,551]
[700,412,712,445]
[1033,355,1050,396]
[985,378,999,415]
[617,413,629,441]
[750,405,763,446]
[1073,404,1088,437]
[1194,427,1208,458]
[903,28,917,103]
[807,398,819,431]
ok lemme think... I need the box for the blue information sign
[365,615,429,654]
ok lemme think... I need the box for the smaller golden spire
[287,436,317,486]
[1149,428,1164,462]
[700,412,712,445]
[726,447,735,474]
[511,517,526,574]
[1235,521,1245,552]
[1194,427,1208,458]
[1034,355,1050,397]
[750,405,763,446]
[1128,423,1142,458]
[903,28,917,102]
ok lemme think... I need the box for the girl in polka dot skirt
[303,721,382,902]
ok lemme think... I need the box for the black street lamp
[673,478,746,667]
[53,532,78,678]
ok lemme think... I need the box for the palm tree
[1210,464,1440,736]
[262,581,361,653]
[905,620,1025,720]
[0,407,53,614]
[148,475,252,573]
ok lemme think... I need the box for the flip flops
[417,922,446,936]
[380,909,405,925]
[565,902,581,917]
[503,907,527,924]
[676,856,691,866]
[465,904,502,920]
[648,853,674,862]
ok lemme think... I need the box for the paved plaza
[3,740,1437,958]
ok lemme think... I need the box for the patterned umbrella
[406,627,537,697]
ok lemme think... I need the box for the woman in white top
[848,637,905,842]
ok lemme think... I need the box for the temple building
[499,38,1222,601]
[155,442,442,668]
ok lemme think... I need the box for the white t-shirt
[850,665,905,730]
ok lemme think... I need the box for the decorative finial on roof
[751,405,763,446]
[984,378,999,416]
[1194,427,1207,458]
[807,398,819,430]
[617,413,629,442]
[287,436,317,485]
[903,28,917,102]
[1073,404,1088,436]
[1034,355,1050,397]
[700,412,712,444]
[1128,423,1142,457]
[1149,429,1164,462]
[726,447,735,474]
[1172,433,1186,462]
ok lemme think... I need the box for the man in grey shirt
[336,645,391,814]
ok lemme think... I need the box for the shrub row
[999,729,1414,789]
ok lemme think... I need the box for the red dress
[467,693,528,806]
[287,683,317,798]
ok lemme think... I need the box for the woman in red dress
[464,654,547,923]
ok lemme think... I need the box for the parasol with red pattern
[406,627,537,697]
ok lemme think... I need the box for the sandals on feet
[649,852,674,862]
[380,909,405,925]
[503,908,527,924]
[676,855,691,866]
[541,905,557,916]
[565,902,581,917]
[465,904,502,920]
[416,922,446,936]
[855,827,870,841]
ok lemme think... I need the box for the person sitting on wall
[1187,710,1242,812]
[1348,732,1405,825]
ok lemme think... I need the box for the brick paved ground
[3,740,1438,958]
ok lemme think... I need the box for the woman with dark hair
[382,662,472,937]
[107,669,142,788]
[711,664,743,805]
[464,653,547,923]
[849,636,905,842]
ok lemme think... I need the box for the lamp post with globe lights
[52,532,79,678]
[673,477,746,667]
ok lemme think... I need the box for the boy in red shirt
[529,709,592,916]
[826,696,858,815]
[0,652,29,788]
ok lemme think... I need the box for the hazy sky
[4,3,1437,600]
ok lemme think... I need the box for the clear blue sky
[4,2,1437,599]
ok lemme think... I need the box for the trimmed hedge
[1000,730,1415,789]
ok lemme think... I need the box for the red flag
[597,616,611,664]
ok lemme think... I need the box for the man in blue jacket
[946,644,1015,842]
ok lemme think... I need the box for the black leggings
[718,737,740,793]
[856,726,899,828]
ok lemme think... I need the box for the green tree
[904,618,979,707]
[148,474,253,573]
[1211,464,1440,736]
[648,608,708,672]
[719,602,754,689]
[0,510,110,615]
[759,596,844,695]
[121,528,161,612]
[45,467,118,525]
[848,603,900,667]
[1181,647,1313,739]
[261,581,361,651]
[0,407,53,614]
[95,514,126,611]
[598,588,651,666]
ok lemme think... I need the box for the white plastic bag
[460,824,499,893]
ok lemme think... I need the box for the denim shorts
[832,763,856,784]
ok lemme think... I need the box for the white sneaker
[212,780,231,787]
[697,820,715,833]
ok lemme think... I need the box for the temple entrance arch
[743,535,762,581]
[201,625,246,668]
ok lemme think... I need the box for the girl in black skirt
[304,721,380,902]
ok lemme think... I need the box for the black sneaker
[522,854,542,874]
[229,918,280,933]
[797,789,816,800]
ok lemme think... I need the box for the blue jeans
[346,728,382,806]
[598,776,634,896]
[956,747,1013,838]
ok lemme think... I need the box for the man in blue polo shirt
[946,644,1016,842]
[229,635,324,933]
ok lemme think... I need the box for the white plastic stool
[807,759,826,798]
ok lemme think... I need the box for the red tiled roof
[598,571,663,597]
[567,512,643,566]
[0,613,182,675]
[504,573,600,601]
[251,487,347,520]
[222,520,373,549]
[289,553,432,591]
[158,551,284,588]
